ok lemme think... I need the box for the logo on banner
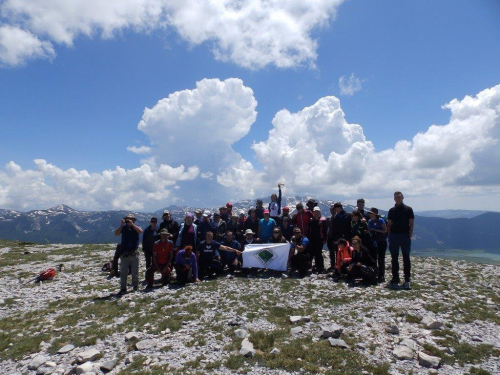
[254,247,278,267]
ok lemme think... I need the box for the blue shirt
[175,250,198,279]
[368,217,387,241]
[259,218,276,242]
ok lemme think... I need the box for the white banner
[242,243,290,271]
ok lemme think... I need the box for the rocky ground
[0,240,499,375]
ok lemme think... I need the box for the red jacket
[292,210,313,236]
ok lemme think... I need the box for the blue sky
[0,0,499,211]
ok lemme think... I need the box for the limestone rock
[270,348,280,354]
[393,345,414,360]
[328,338,348,349]
[100,359,117,373]
[385,323,399,334]
[421,317,443,330]
[291,326,303,335]
[418,351,441,368]
[234,328,248,339]
[316,324,343,339]
[75,361,93,375]
[289,316,302,324]
[77,348,101,363]
[400,338,417,351]
[239,338,256,357]
[58,344,75,354]
[135,339,156,351]
[125,332,141,341]
[28,355,48,370]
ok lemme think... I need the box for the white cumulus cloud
[339,73,363,96]
[219,84,500,202]
[0,160,198,211]
[127,145,152,155]
[0,25,55,67]
[0,0,343,68]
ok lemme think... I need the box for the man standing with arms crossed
[387,192,414,290]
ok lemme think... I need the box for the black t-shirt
[197,240,221,263]
[388,204,414,233]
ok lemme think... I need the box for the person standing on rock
[141,217,159,272]
[368,207,388,283]
[145,229,174,291]
[387,191,414,290]
[308,207,327,273]
[114,214,143,295]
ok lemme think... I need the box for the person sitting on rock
[333,238,353,281]
[145,229,174,291]
[346,236,378,285]
[220,230,243,273]
[196,231,240,280]
[289,228,311,277]
[174,246,200,284]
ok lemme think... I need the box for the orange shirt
[153,240,174,264]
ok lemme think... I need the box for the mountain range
[0,199,499,251]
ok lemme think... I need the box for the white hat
[313,207,321,212]
[202,210,211,217]
[244,229,255,235]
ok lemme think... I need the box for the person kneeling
[197,231,240,280]
[346,236,378,285]
[333,238,353,281]
[145,229,174,291]
[289,228,311,277]
[174,246,200,284]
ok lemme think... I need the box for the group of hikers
[111,184,414,295]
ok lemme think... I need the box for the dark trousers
[175,264,194,283]
[290,252,311,276]
[198,260,223,279]
[389,233,411,282]
[375,240,387,277]
[112,245,121,274]
[327,238,337,269]
[347,264,377,284]
[310,241,325,271]
[145,263,170,287]
[143,250,153,270]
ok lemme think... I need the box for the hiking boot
[145,285,153,292]
[377,276,385,283]
[402,281,411,290]
[132,286,139,292]
[117,289,127,296]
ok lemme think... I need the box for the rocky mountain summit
[0,240,499,374]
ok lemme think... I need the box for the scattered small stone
[28,355,48,370]
[328,338,348,349]
[472,336,483,342]
[234,328,248,339]
[291,326,303,335]
[135,339,156,351]
[77,348,101,363]
[393,345,414,360]
[385,323,399,335]
[421,317,444,330]
[58,344,75,354]
[75,361,93,375]
[418,351,441,368]
[270,348,280,354]
[290,316,302,324]
[125,332,141,341]
[316,324,343,339]
[239,338,255,357]
[400,338,417,351]
[100,359,117,373]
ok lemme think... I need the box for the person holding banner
[197,231,241,280]
[289,228,311,277]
